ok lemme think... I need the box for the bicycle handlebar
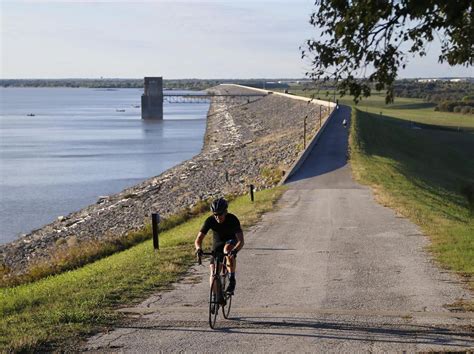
[197,251,212,265]
[196,250,229,265]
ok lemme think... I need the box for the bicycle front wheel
[221,273,232,319]
[222,291,232,319]
[209,276,219,329]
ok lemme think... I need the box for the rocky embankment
[0,85,331,278]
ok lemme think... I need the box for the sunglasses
[213,212,225,217]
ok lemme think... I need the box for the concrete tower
[141,77,163,119]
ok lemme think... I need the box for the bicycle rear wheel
[209,277,219,329]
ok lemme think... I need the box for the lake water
[0,88,209,244]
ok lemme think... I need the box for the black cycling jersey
[200,213,242,252]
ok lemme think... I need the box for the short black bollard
[250,184,255,202]
[152,213,160,250]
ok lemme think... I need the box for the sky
[0,0,472,79]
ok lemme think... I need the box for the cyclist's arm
[234,231,244,252]
[195,231,206,251]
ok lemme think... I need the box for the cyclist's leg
[224,240,237,293]
[209,245,224,287]
[223,240,237,272]
[209,259,215,288]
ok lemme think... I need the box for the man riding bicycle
[195,197,244,299]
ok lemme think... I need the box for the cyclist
[195,197,244,301]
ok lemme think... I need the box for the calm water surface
[0,88,208,244]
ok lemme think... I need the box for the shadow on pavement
[243,247,296,251]
[121,316,474,347]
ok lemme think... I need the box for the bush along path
[0,84,331,285]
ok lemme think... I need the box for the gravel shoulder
[84,106,473,352]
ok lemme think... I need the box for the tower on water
[141,77,163,119]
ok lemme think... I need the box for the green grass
[284,89,474,129]
[0,187,285,352]
[349,108,474,300]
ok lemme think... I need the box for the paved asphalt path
[85,106,473,352]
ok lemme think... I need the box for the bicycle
[197,251,233,329]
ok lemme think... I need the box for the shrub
[437,101,450,112]
[260,166,286,186]
[436,100,474,112]
[462,95,474,102]
[461,183,474,214]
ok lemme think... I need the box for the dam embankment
[0,85,332,278]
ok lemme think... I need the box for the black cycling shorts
[211,239,237,263]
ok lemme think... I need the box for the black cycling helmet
[210,197,228,214]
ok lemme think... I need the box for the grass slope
[349,108,474,300]
[0,187,285,352]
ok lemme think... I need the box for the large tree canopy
[302,0,473,103]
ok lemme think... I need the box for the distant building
[416,77,469,83]
[417,78,440,83]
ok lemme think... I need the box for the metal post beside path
[152,213,160,250]
[250,184,255,202]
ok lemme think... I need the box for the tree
[302,0,473,103]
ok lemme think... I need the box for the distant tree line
[288,79,473,114]
[393,80,474,114]
[0,79,223,90]
[0,78,289,90]
[0,79,143,88]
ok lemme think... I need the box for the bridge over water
[162,93,267,104]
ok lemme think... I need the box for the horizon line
[1,76,473,81]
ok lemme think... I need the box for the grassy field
[0,187,285,352]
[285,89,474,129]
[349,108,474,304]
